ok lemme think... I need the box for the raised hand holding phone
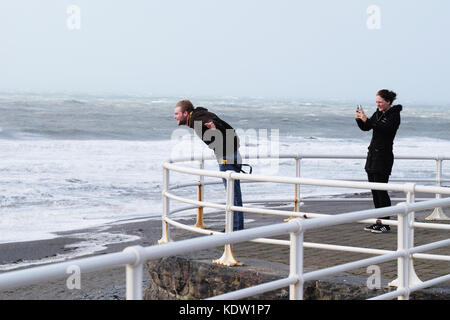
[358,105,367,122]
[355,104,367,122]
[355,104,362,119]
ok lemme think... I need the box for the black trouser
[367,172,391,220]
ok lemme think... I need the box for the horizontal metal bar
[168,199,295,216]
[168,179,449,191]
[409,239,450,255]
[340,178,438,183]
[169,182,203,190]
[165,162,450,195]
[168,202,450,231]
[139,220,302,262]
[303,251,403,282]
[207,276,298,300]
[0,220,302,292]
[368,289,407,300]
[303,242,392,255]
[300,198,450,231]
[230,205,301,217]
[163,218,450,261]
[166,215,450,262]
[370,274,450,300]
[165,217,218,236]
[164,191,226,211]
[0,251,136,291]
[251,239,450,262]
[169,205,199,215]
[302,242,449,262]
[251,237,290,246]
[164,162,228,179]
[169,153,450,163]
[415,185,450,195]
[169,179,259,190]
[412,253,450,261]
[303,198,401,202]
[409,274,450,292]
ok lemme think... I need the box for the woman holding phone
[355,89,403,233]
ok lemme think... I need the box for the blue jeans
[219,152,244,231]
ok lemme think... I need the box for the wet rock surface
[145,255,450,300]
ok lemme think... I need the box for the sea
[1,92,449,268]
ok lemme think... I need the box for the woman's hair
[176,100,194,113]
[377,89,397,104]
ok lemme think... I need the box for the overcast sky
[1,0,449,103]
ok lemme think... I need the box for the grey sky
[1,0,449,103]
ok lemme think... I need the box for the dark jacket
[188,107,240,161]
[356,104,402,175]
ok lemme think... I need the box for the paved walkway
[168,194,450,285]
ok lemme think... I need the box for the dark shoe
[364,224,377,232]
[371,224,391,234]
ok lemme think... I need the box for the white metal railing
[159,153,450,299]
[0,153,449,300]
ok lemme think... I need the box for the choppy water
[1,92,449,247]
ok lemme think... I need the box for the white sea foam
[0,139,170,244]
[1,135,449,246]
[0,230,141,271]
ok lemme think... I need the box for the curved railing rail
[160,153,450,245]
[165,153,450,219]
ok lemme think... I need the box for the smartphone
[356,104,362,111]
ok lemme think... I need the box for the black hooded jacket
[356,104,402,175]
[187,107,240,161]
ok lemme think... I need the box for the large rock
[144,255,450,300]
[145,256,289,300]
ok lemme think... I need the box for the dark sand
[0,217,164,300]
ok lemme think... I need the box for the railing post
[285,155,303,222]
[289,220,304,300]
[194,159,208,228]
[426,157,449,220]
[294,156,301,213]
[124,246,144,300]
[389,184,422,292]
[158,167,172,244]
[213,171,241,266]
[397,199,410,300]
